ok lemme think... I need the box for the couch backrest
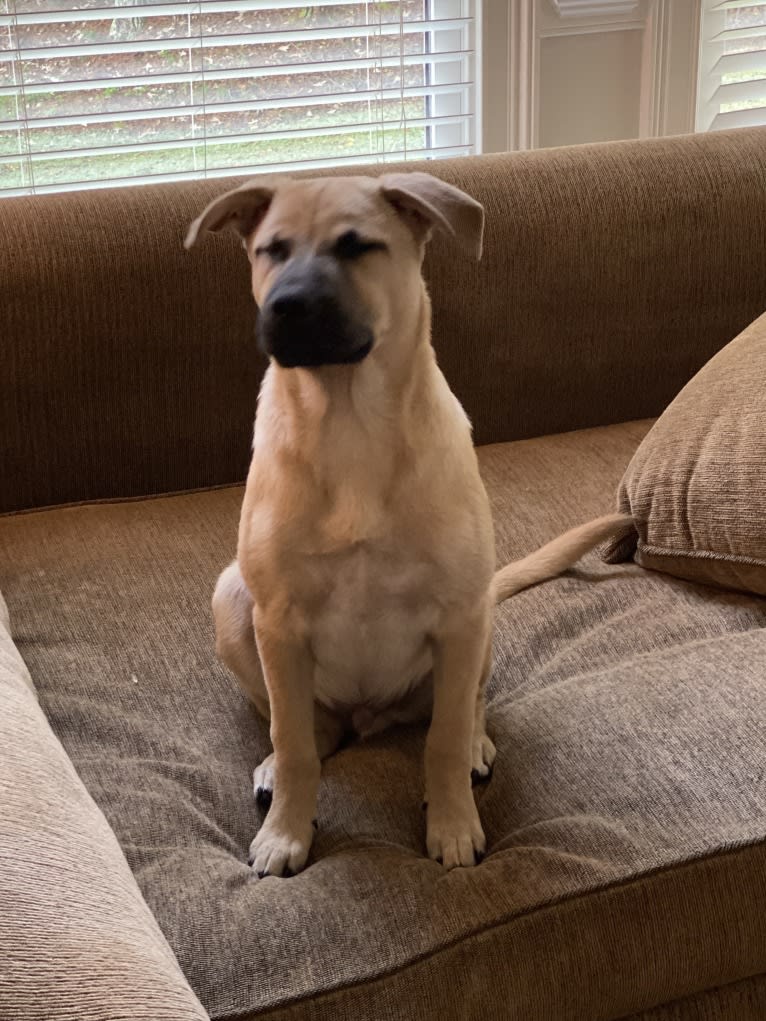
[2,128,766,513]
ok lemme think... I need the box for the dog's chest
[304,543,439,711]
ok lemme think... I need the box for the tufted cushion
[2,419,766,1021]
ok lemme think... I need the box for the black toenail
[471,764,493,787]
[283,867,294,878]
[256,869,269,878]
[255,787,273,809]
[436,856,443,865]
[421,801,428,811]
[247,855,254,866]
[475,850,485,864]
[312,818,318,830]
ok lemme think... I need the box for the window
[0,0,476,196]
[697,1,766,131]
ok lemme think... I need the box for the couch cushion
[603,310,766,595]
[1,418,766,1021]
[623,974,766,1021]
[0,595,210,1021]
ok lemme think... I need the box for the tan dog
[185,173,631,877]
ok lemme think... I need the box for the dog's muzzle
[257,257,373,369]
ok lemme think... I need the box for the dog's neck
[256,288,434,457]
[249,290,456,548]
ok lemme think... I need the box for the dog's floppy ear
[184,178,280,249]
[379,172,484,260]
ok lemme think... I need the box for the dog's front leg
[425,605,491,869]
[248,621,318,878]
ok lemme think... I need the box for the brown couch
[1,127,766,1020]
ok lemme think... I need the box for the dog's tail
[491,512,634,604]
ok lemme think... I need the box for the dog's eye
[255,238,291,263]
[333,230,387,260]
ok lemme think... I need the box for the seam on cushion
[490,623,766,714]
[0,481,246,519]
[1,420,652,519]
[638,541,766,569]
[612,970,766,1021]
[219,838,766,1021]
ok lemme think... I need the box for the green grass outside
[1,123,428,190]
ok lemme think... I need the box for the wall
[481,0,701,153]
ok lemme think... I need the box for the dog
[185,172,631,878]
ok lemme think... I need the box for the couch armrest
[0,593,211,1020]
[2,128,765,512]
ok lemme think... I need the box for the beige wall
[538,29,643,147]
[481,0,701,154]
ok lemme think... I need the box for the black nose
[271,291,310,319]
[257,256,373,368]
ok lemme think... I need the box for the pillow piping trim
[638,541,766,569]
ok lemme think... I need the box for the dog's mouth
[257,284,375,369]
[259,322,374,369]
[256,254,377,370]
[327,333,374,366]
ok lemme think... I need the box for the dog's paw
[470,733,496,786]
[426,798,486,869]
[253,753,275,809]
[248,818,314,878]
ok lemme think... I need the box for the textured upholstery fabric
[603,311,766,596]
[2,420,766,1021]
[3,128,766,513]
[623,975,766,1021]
[0,598,210,1020]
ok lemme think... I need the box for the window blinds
[698,1,766,131]
[0,0,477,196]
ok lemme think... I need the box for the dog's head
[185,173,483,370]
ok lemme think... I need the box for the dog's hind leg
[212,561,345,808]
[212,560,270,717]
[249,703,345,811]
